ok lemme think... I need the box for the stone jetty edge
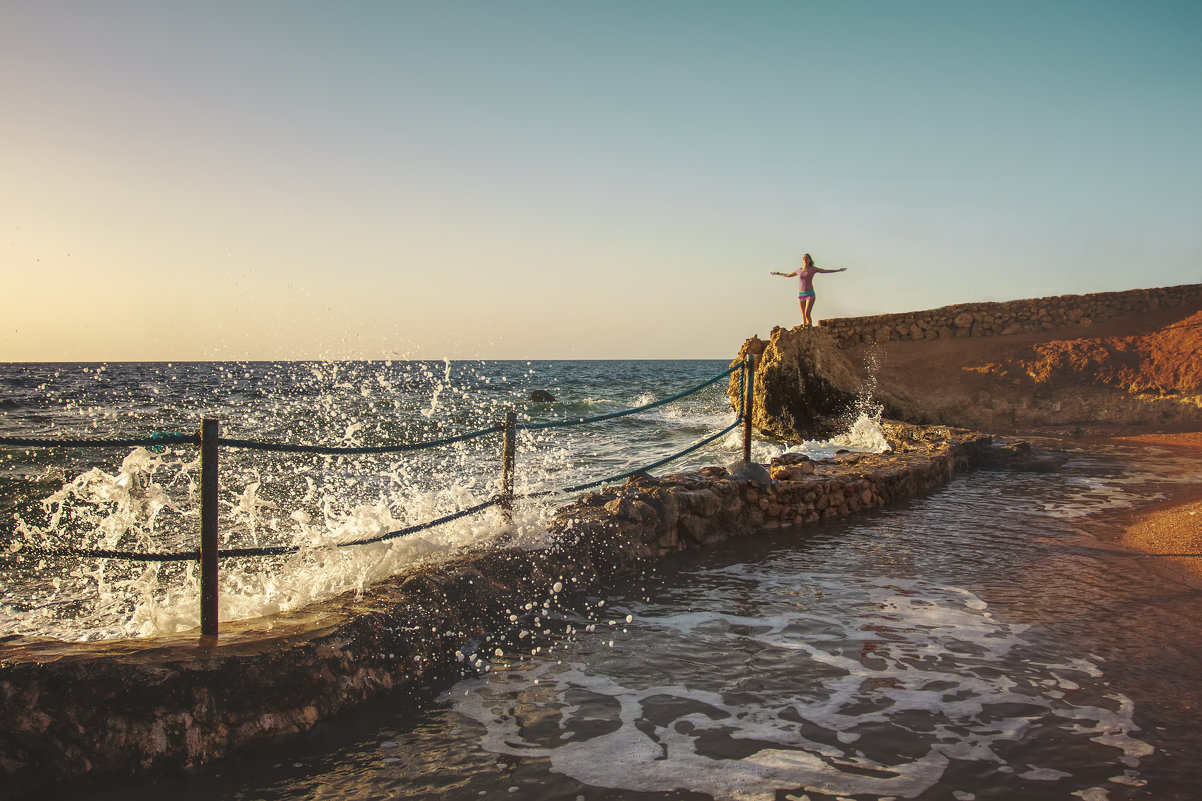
[0,423,1041,797]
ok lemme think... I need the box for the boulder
[725,460,772,486]
[729,326,863,441]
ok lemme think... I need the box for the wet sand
[1108,432,1202,579]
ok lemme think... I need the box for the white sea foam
[451,575,1149,801]
[829,411,892,453]
[5,441,554,639]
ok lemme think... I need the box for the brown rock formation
[735,285,1202,440]
[729,326,864,441]
[1008,311,1202,395]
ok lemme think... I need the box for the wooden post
[200,418,220,637]
[500,411,516,522]
[742,354,756,462]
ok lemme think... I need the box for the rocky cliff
[732,284,1202,439]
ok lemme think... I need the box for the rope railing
[0,433,200,449]
[525,420,743,498]
[1,357,755,636]
[10,419,744,564]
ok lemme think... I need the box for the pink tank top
[798,266,817,292]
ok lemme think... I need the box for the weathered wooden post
[200,418,220,637]
[500,411,516,522]
[742,354,756,462]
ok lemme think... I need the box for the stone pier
[0,423,1039,798]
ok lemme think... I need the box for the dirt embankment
[846,303,1202,438]
[1010,313,1202,395]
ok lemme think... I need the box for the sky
[3,0,1200,361]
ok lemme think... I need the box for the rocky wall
[819,284,1202,346]
[0,425,1026,798]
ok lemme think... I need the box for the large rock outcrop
[733,285,1202,440]
[728,326,864,441]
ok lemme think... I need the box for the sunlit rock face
[734,285,1202,439]
[728,326,864,442]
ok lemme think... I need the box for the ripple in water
[452,574,1150,800]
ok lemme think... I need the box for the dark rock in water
[530,390,555,402]
[1013,455,1068,473]
[725,461,772,486]
[973,439,1069,472]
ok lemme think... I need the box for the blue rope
[6,418,741,562]
[548,419,742,494]
[10,544,201,562]
[736,358,746,422]
[330,497,502,549]
[5,497,504,561]
[0,433,199,449]
[517,418,742,500]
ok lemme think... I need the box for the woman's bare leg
[801,295,815,326]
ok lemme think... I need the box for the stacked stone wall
[819,283,1202,346]
[566,429,995,557]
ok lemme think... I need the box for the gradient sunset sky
[4,1,1200,361]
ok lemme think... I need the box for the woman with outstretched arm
[770,253,847,327]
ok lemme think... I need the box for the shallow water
[44,439,1202,801]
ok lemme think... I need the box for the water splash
[828,410,891,453]
[1,360,742,641]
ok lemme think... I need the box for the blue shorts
[798,290,815,300]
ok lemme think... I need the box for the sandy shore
[1107,432,1202,579]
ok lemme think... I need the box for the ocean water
[0,359,880,641]
[7,360,1202,800]
[31,437,1202,801]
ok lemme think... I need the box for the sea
[4,359,1202,800]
